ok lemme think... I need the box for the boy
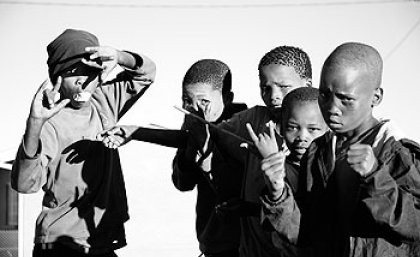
[184,46,313,257]
[98,59,247,257]
[173,59,247,257]
[260,42,420,257]
[248,87,328,193]
[11,28,156,256]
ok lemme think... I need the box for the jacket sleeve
[171,148,201,191]
[11,122,57,193]
[360,138,420,242]
[260,183,302,244]
[99,51,156,121]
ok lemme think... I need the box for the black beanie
[47,29,99,83]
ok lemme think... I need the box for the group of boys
[11,28,420,257]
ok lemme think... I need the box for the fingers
[52,76,62,93]
[81,59,104,72]
[246,123,259,144]
[37,79,51,94]
[261,152,285,170]
[268,120,276,139]
[85,46,115,62]
[346,143,377,176]
[45,77,62,108]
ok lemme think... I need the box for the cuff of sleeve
[20,137,42,159]
[121,51,144,71]
[261,185,289,209]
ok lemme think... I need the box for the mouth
[269,104,281,109]
[73,92,92,103]
[292,146,307,155]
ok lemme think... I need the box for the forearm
[11,139,46,193]
[131,127,188,148]
[23,116,45,157]
[261,184,302,244]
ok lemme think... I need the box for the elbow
[11,172,41,194]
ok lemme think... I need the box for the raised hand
[82,46,119,82]
[30,77,70,122]
[261,151,286,201]
[347,143,378,177]
[246,121,279,158]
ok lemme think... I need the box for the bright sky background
[1,0,420,256]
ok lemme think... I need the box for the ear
[223,91,234,105]
[372,87,383,107]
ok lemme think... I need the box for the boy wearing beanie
[12,28,156,256]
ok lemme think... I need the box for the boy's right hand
[29,77,70,122]
[97,125,137,149]
[261,151,286,201]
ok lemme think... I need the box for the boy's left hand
[347,143,378,177]
[83,46,119,82]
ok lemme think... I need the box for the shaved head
[322,42,383,89]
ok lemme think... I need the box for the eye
[261,85,271,93]
[199,99,210,106]
[286,124,298,131]
[75,79,84,86]
[308,127,321,133]
[182,98,192,107]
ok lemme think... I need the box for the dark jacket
[263,120,420,257]
[172,102,247,255]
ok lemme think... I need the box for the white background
[0,0,420,256]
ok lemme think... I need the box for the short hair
[281,87,319,121]
[258,46,312,80]
[322,42,383,87]
[182,59,232,95]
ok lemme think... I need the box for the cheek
[284,132,297,146]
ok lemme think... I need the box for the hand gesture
[83,46,119,82]
[29,77,70,122]
[97,125,137,149]
[246,121,279,158]
[347,143,378,177]
[261,151,286,200]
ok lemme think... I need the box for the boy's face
[59,64,101,109]
[260,64,309,120]
[318,65,381,137]
[182,83,225,122]
[283,102,328,163]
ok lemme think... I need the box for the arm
[98,125,188,149]
[258,152,302,245]
[85,46,156,120]
[171,115,209,191]
[12,79,68,193]
[359,139,420,242]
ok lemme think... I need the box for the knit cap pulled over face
[47,29,99,83]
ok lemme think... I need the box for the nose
[296,129,309,142]
[320,95,341,116]
[270,87,283,104]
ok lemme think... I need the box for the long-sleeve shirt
[11,53,156,252]
[262,120,420,257]
[172,103,247,255]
